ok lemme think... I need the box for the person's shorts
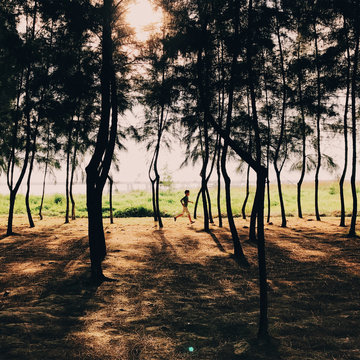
[181,206,190,215]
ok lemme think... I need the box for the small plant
[53,194,64,204]
[329,186,337,195]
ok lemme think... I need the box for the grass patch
[0,181,358,218]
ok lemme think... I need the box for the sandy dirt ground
[0,215,359,359]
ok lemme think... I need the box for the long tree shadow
[0,226,102,359]
[208,230,227,253]
[263,229,360,360]
[94,229,282,360]
[108,225,360,360]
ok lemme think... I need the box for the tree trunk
[151,180,157,221]
[198,115,210,231]
[265,106,271,224]
[249,186,258,243]
[216,40,225,228]
[314,21,321,221]
[205,186,213,223]
[242,163,250,219]
[153,42,168,229]
[195,22,210,231]
[266,178,270,223]
[339,17,351,227]
[274,167,286,227]
[273,5,287,228]
[87,188,106,279]
[39,125,50,220]
[247,0,269,339]
[108,176,114,224]
[25,141,36,228]
[216,138,222,227]
[149,152,157,221]
[194,147,217,220]
[154,141,163,228]
[199,114,210,232]
[255,171,268,338]
[193,188,201,219]
[221,141,248,264]
[70,171,76,220]
[243,128,252,220]
[349,13,359,237]
[7,191,17,236]
[220,0,247,263]
[39,159,48,221]
[65,129,71,224]
[86,0,117,281]
[296,35,306,219]
[204,147,217,224]
[201,170,210,231]
[70,131,79,220]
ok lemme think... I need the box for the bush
[113,206,171,218]
[54,194,63,204]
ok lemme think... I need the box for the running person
[174,190,195,224]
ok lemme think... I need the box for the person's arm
[180,196,185,205]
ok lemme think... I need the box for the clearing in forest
[0,217,359,360]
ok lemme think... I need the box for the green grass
[0,181,358,218]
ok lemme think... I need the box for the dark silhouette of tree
[135,30,177,228]
[24,14,56,227]
[86,0,130,281]
[338,16,351,227]
[5,0,37,235]
[347,0,360,237]
[108,175,114,224]
[271,0,289,228]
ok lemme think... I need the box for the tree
[0,1,22,175]
[86,0,130,281]
[271,0,289,228]
[5,0,37,235]
[338,16,351,227]
[347,0,360,237]
[135,30,177,228]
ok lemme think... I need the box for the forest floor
[0,216,359,360]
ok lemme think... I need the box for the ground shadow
[1,218,359,359]
[90,227,283,360]
[0,226,102,360]
[208,230,226,253]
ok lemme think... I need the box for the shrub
[54,194,63,204]
[113,206,171,218]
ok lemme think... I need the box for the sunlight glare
[126,0,162,41]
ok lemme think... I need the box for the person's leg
[186,208,194,223]
[174,207,185,221]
